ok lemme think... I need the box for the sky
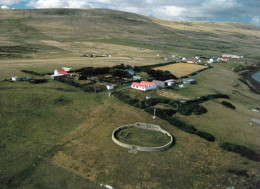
[1,0,260,26]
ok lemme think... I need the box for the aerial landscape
[0,1,260,189]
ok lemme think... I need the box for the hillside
[0,8,260,59]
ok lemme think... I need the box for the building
[124,69,135,75]
[208,58,220,63]
[62,67,72,72]
[53,69,68,76]
[222,54,242,59]
[187,59,200,64]
[221,57,229,62]
[106,84,114,90]
[11,76,20,82]
[152,80,167,88]
[183,78,196,84]
[133,75,142,80]
[131,81,157,91]
[165,79,176,86]
[51,68,69,79]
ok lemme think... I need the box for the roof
[165,79,176,82]
[140,81,156,86]
[132,82,147,88]
[187,59,198,63]
[57,69,68,75]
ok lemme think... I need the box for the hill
[0,8,260,58]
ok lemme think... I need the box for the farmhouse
[131,81,157,91]
[222,54,243,59]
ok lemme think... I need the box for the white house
[131,81,157,91]
[11,76,20,82]
[208,58,220,63]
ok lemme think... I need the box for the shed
[11,76,20,82]
[133,75,142,80]
[152,80,167,88]
[183,78,196,84]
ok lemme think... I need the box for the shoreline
[240,62,260,94]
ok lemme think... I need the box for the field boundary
[112,122,173,152]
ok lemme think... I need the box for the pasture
[154,63,208,77]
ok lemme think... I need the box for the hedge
[220,142,260,162]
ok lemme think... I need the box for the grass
[116,127,171,147]
[154,63,208,77]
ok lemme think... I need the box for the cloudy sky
[1,0,260,26]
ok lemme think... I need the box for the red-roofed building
[54,68,68,76]
[131,81,157,91]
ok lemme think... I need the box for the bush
[29,79,48,84]
[196,131,215,141]
[220,142,260,162]
[221,101,236,109]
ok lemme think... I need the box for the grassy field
[154,63,208,77]
[0,8,260,189]
[116,127,171,147]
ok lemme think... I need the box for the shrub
[196,131,215,141]
[220,142,260,162]
[29,79,48,84]
[221,101,236,109]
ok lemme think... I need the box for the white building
[11,76,20,82]
[131,81,157,91]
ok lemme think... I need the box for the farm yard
[0,8,260,189]
[154,63,209,78]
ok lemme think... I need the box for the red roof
[57,69,68,75]
[140,81,156,86]
[132,82,146,88]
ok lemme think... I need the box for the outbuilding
[11,76,20,82]
[183,78,196,84]
[152,80,167,88]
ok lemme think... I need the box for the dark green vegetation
[221,101,236,109]
[116,127,171,147]
[220,142,260,162]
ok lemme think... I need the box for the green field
[116,127,171,147]
[0,8,260,189]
